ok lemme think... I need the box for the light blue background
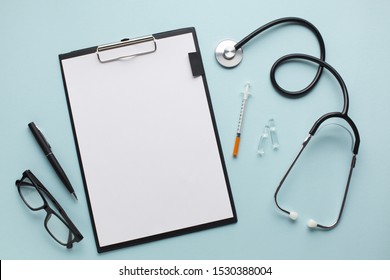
[1,0,389,260]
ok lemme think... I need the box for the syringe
[233,82,251,157]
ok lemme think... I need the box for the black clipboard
[59,27,237,253]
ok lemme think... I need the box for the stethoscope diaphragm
[215,40,243,68]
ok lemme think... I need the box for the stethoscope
[215,17,360,230]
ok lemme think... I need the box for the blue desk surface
[1,0,389,260]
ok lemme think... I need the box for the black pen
[28,122,78,200]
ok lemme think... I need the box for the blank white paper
[61,31,234,248]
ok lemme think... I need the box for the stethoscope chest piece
[215,40,243,68]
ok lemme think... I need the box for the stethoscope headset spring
[215,17,360,230]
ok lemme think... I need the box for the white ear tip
[289,211,298,220]
[307,219,318,228]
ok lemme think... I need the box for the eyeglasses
[15,170,83,248]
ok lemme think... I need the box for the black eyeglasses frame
[15,170,83,248]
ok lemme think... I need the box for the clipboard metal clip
[96,35,157,63]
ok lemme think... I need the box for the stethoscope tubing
[235,17,326,98]
[271,53,360,153]
[271,53,349,116]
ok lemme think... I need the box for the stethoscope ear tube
[274,132,358,230]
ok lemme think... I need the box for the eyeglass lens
[18,177,45,210]
[46,213,73,245]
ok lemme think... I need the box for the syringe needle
[233,82,251,157]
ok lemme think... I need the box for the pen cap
[28,122,52,156]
